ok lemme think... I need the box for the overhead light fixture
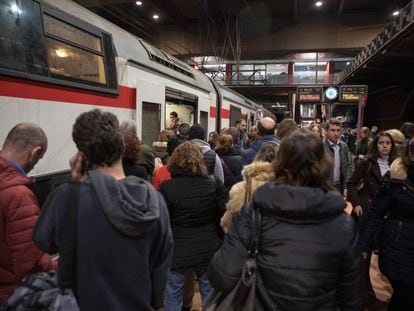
[346,61,350,65]
[136,1,142,5]
[152,14,159,20]
[392,10,400,16]
[315,1,323,7]
[11,3,22,14]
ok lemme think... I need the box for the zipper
[396,221,402,242]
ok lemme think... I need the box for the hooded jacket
[0,156,57,302]
[209,183,363,310]
[359,158,414,285]
[33,171,173,310]
[191,138,224,183]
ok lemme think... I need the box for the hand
[344,201,353,214]
[70,152,86,181]
[353,205,363,216]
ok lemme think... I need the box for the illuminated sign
[339,85,368,102]
[297,87,323,102]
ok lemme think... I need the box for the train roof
[45,0,215,94]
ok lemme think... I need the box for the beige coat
[220,161,274,233]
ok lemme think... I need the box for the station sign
[339,85,368,102]
[296,87,323,102]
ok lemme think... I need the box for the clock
[325,87,338,101]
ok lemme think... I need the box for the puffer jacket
[209,183,363,310]
[159,171,228,275]
[220,161,274,233]
[0,156,56,302]
[359,158,414,285]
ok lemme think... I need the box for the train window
[0,0,48,76]
[142,102,161,146]
[43,14,107,85]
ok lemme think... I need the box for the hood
[242,161,274,182]
[253,183,346,223]
[0,156,34,191]
[87,171,160,236]
[191,139,211,153]
[390,157,406,180]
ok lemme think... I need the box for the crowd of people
[1,110,414,310]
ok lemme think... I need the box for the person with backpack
[188,124,224,183]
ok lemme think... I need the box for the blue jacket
[241,135,280,165]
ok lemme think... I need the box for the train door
[142,102,161,145]
[230,105,241,128]
[165,87,197,129]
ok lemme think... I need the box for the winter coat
[191,139,224,183]
[33,171,173,310]
[209,183,363,310]
[123,161,148,181]
[347,158,384,214]
[159,171,228,275]
[359,158,414,285]
[220,161,274,233]
[216,148,243,192]
[241,135,280,166]
[0,156,57,303]
[152,141,170,165]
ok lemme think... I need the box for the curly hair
[216,134,232,152]
[123,132,141,164]
[157,129,175,142]
[273,129,333,191]
[72,109,123,169]
[254,141,280,163]
[167,141,208,177]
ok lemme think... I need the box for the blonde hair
[167,141,208,177]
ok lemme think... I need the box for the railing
[338,0,414,83]
[210,73,341,86]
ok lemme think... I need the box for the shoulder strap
[248,204,261,258]
[59,182,81,289]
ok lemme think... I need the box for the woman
[209,129,363,310]
[359,139,414,310]
[152,129,175,165]
[355,126,372,162]
[309,123,324,140]
[215,134,243,192]
[208,131,219,150]
[159,142,228,311]
[347,131,396,306]
[220,141,279,233]
[122,131,148,180]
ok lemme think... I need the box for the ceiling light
[11,3,22,14]
[392,10,400,16]
[315,1,323,7]
[346,61,350,65]
[152,14,159,20]
[136,1,142,5]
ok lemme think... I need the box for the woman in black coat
[159,142,228,311]
[359,139,414,310]
[208,130,363,310]
[347,131,396,306]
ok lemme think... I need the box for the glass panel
[142,102,161,145]
[0,0,47,75]
[44,14,102,52]
[200,111,209,134]
[45,38,106,84]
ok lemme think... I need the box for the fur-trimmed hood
[241,161,275,182]
[390,158,406,180]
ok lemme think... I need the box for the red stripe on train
[0,76,136,109]
[210,106,230,119]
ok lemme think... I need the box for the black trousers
[388,279,414,310]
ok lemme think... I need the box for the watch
[325,87,338,101]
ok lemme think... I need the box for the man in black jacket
[33,109,173,311]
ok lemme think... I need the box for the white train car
[0,0,267,183]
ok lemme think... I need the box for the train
[0,0,272,183]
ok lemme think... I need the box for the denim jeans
[164,270,212,311]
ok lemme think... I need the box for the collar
[327,139,340,147]
[3,157,27,176]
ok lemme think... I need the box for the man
[246,125,258,148]
[324,118,352,194]
[0,123,57,302]
[188,124,224,183]
[166,111,182,133]
[235,119,248,149]
[33,109,173,310]
[241,117,280,165]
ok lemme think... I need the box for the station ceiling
[74,0,409,61]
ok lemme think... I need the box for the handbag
[204,179,261,311]
[1,182,81,311]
